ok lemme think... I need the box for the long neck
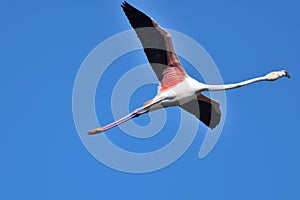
[204,76,266,91]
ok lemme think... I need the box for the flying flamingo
[88,1,290,135]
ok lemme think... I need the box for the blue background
[1,0,299,199]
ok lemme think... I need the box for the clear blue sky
[1,0,300,199]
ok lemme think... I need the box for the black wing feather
[121,1,170,82]
[180,96,221,129]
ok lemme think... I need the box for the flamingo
[88,1,290,135]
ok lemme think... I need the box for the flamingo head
[265,70,291,81]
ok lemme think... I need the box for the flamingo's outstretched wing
[180,94,221,128]
[121,1,187,91]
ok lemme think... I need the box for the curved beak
[285,71,291,78]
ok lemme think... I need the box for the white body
[149,77,206,110]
